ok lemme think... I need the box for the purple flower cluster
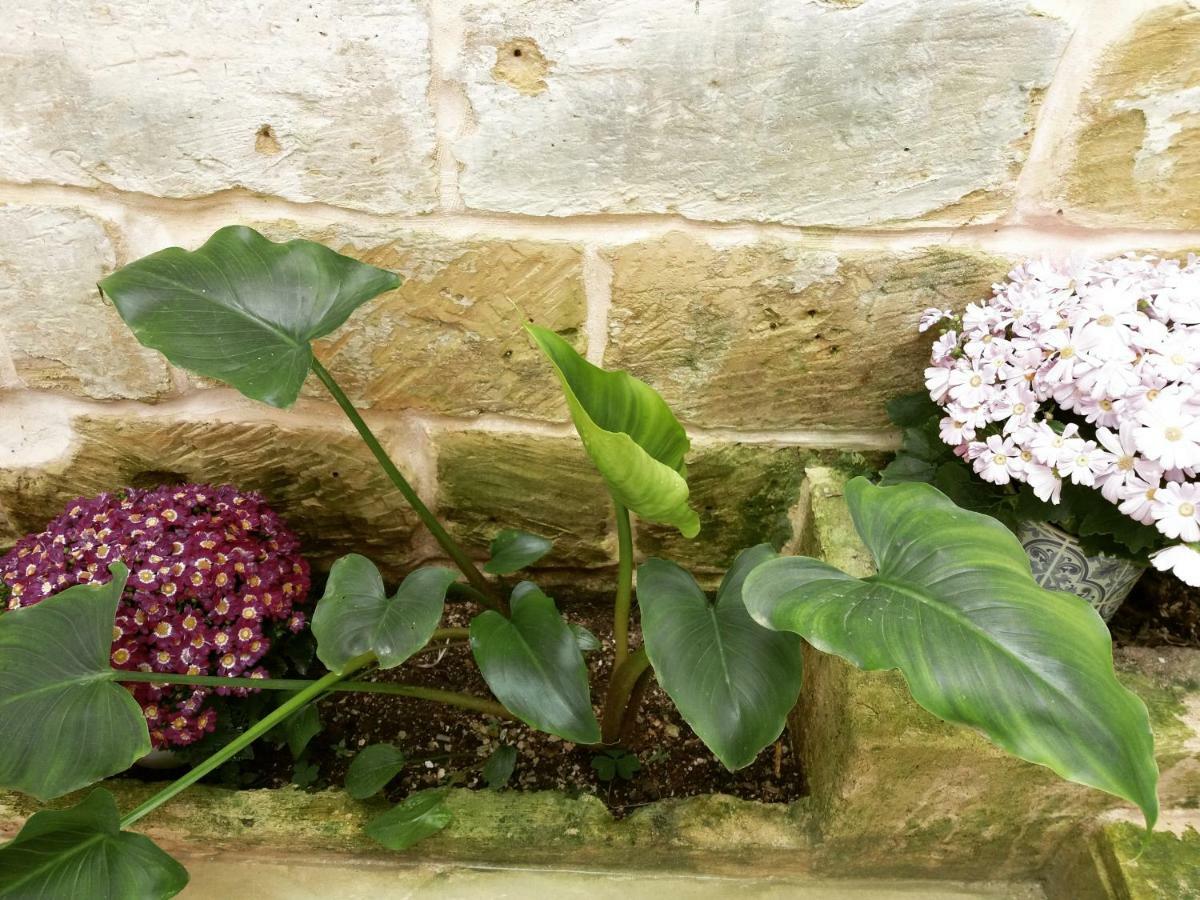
[0,484,310,748]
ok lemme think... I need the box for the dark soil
[162,602,806,816]
[1110,568,1200,649]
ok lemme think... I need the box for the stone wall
[2,0,1199,582]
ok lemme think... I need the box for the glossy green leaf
[481,745,517,789]
[285,704,322,759]
[527,325,699,537]
[313,556,457,673]
[638,545,803,770]
[98,225,401,408]
[470,584,601,744]
[569,622,601,653]
[0,563,151,801]
[365,789,452,851]
[484,529,554,575]
[0,789,188,899]
[346,743,407,799]
[743,477,1159,828]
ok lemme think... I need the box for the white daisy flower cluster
[922,254,1200,587]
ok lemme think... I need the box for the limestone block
[0,1,437,213]
[605,235,1009,430]
[0,206,172,399]
[453,0,1067,226]
[1057,5,1200,228]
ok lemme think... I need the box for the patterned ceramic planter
[1016,520,1143,622]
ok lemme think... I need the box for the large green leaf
[527,325,699,538]
[312,555,457,674]
[98,225,401,408]
[638,546,803,770]
[470,583,601,744]
[0,563,151,801]
[365,789,453,851]
[0,789,188,899]
[743,477,1160,828]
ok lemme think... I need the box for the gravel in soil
[164,601,806,816]
[1111,568,1200,649]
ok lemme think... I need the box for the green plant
[591,748,642,782]
[0,228,1160,898]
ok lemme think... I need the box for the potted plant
[886,253,1200,620]
[0,229,1161,897]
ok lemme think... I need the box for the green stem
[119,653,373,829]
[612,500,634,670]
[599,647,651,745]
[113,669,505,717]
[310,358,503,612]
[618,666,654,746]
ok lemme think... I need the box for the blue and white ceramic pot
[1016,520,1143,622]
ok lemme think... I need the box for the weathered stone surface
[0,1,436,213]
[253,225,587,418]
[454,0,1067,226]
[0,403,423,574]
[1087,819,1200,900]
[636,444,878,574]
[605,236,1009,430]
[434,431,614,570]
[799,468,1200,880]
[1,783,813,878]
[0,206,172,399]
[1058,5,1200,228]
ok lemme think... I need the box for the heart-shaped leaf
[470,583,601,744]
[484,529,554,575]
[98,225,401,408]
[638,545,803,770]
[744,477,1160,828]
[0,563,152,801]
[345,743,407,799]
[527,325,699,538]
[365,788,453,851]
[0,789,188,899]
[312,556,457,673]
[481,745,518,789]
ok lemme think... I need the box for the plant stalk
[599,647,651,744]
[118,653,373,828]
[310,358,503,612]
[113,670,505,717]
[612,500,635,670]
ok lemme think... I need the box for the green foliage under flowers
[882,392,1163,562]
[0,226,1163,898]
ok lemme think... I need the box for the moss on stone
[1096,821,1200,899]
